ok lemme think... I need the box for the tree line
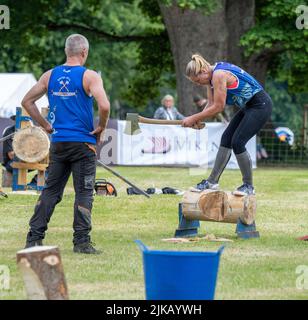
[0,0,307,133]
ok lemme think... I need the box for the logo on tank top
[51,76,77,97]
[49,105,58,135]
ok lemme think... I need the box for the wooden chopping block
[16,246,68,300]
[182,189,256,225]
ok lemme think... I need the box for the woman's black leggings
[221,90,272,154]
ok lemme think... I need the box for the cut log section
[13,126,50,163]
[182,190,256,225]
[16,246,69,300]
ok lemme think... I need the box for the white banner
[117,120,208,167]
[207,123,256,169]
[116,121,256,169]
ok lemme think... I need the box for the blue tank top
[212,62,263,108]
[47,65,96,144]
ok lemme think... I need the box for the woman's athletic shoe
[190,179,219,192]
[233,183,255,196]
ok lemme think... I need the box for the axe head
[124,113,141,135]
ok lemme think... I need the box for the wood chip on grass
[162,234,233,243]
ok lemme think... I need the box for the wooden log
[16,246,69,300]
[13,126,50,163]
[182,190,257,225]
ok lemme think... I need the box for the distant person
[193,94,228,124]
[21,34,110,254]
[256,136,268,160]
[2,115,39,186]
[183,54,272,195]
[154,94,184,120]
[2,115,16,173]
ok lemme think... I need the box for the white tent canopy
[0,73,48,118]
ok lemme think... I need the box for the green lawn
[0,167,307,300]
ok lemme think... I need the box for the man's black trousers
[26,142,96,245]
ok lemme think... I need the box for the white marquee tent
[0,73,48,118]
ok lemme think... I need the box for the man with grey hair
[65,33,89,56]
[21,34,110,254]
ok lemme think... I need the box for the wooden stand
[175,190,259,239]
[12,107,49,191]
[16,246,69,300]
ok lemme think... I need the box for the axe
[124,113,205,135]
[97,160,150,198]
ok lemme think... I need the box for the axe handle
[97,160,150,198]
[138,116,205,129]
[0,132,15,143]
[138,116,182,125]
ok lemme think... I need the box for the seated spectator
[2,114,38,185]
[193,94,228,124]
[2,115,16,173]
[256,136,268,160]
[154,94,184,120]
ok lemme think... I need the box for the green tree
[240,0,308,93]
[0,0,307,122]
[265,79,308,134]
[0,0,164,116]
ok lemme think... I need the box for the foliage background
[0,0,307,132]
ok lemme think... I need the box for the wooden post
[16,246,69,300]
[182,190,257,225]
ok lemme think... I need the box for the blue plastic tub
[135,240,224,300]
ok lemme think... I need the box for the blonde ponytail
[186,54,211,77]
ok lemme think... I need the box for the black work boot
[25,239,43,249]
[73,242,101,254]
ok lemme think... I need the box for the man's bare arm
[21,71,52,133]
[87,70,110,143]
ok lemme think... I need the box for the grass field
[0,166,307,300]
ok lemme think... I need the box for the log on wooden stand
[13,126,50,163]
[11,106,49,191]
[182,190,257,225]
[16,246,69,300]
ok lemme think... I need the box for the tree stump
[16,246,69,300]
[182,190,257,225]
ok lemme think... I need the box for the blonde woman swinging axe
[183,54,272,195]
